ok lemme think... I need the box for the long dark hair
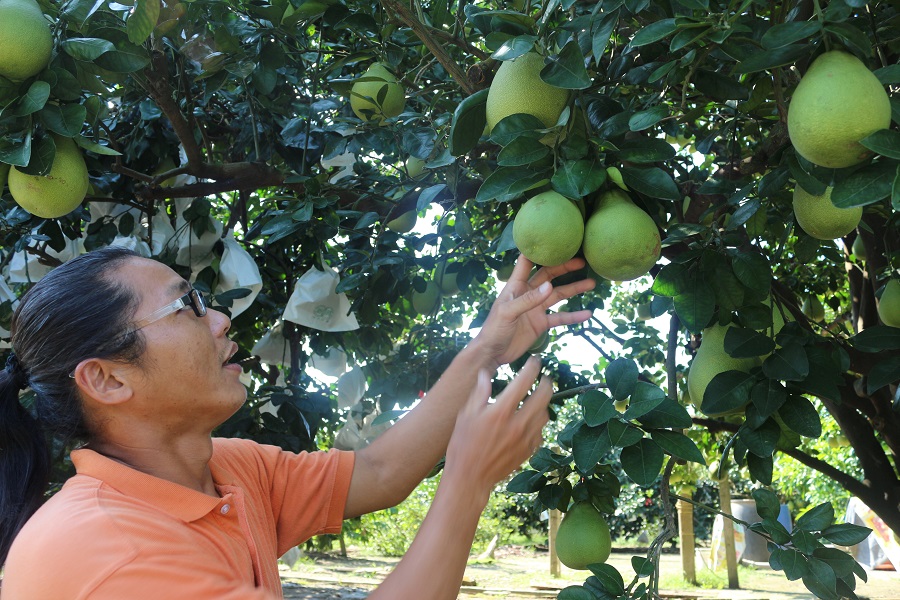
[0,246,144,565]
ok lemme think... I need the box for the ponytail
[0,355,50,565]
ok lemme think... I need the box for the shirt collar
[71,447,235,523]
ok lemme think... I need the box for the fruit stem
[812,0,831,52]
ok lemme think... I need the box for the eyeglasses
[130,288,208,333]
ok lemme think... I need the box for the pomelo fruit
[386,210,416,233]
[350,63,406,125]
[412,280,441,315]
[434,261,460,295]
[485,52,569,135]
[787,51,891,168]
[687,323,761,416]
[852,236,866,260]
[802,295,826,323]
[512,191,584,267]
[582,189,660,281]
[496,262,516,282]
[792,185,861,241]
[405,156,425,179]
[9,136,89,219]
[877,279,900,328]
[556,502,612,570]
[0,0,52,81]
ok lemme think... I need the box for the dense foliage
[1,0,899,598]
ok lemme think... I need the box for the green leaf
[778,395,822,438]
[850,325,900,352]
[620,438,664,486]
[630,19,677,47]
[607,419,643,447]
[552,159,607,198]
[95,48,152,73]
[628,105,668,131]
[491,35,538,61]
[761,21,822,49]
[803,557,840,600]
[611,138,676,163]
[693,69,750,101]
[824,22,872,58]
[61,38,116,61]
[9,81,51,117]
[874,64,900,85]
[587,563,625,596]
[580,390,618,427]
[541,40,590,89]
[73,135,121,156]
[490,113,547,146]
[449,88,488,156]
[417,184,447,211]
[701,370,756,416]
[734,44,810,74]
[796,502,835,532]
[17,134,55,176]
[623,382,665,420]
[497,136,550,166]
[731,252,772,290]
[831,161,895,208]
[762,342,809,381]
[746,452,774,485]
[860,129,900,160]
[475,166,550,203]
[793,529,824,554]
[573,424,612,473]
[591,10,619,65]
[40,104,87,137]
[812,547,856,578]
[621,166,681,200]
[127,0,161,44]
[557,586,594,600]
[750,379,787,420]
[650,430,705,464]
[673,283,715,334]
[507,469,548,493]
[637,397,693,429]
[0,132,31,167]
[867,356,900,395]
[739,417,781,457]
[605,358,639,400]
[894,165,900,212]
[821,523,873,546]
[771,547,809,580]
[752,488,781,520]
[651,261,690,297]
[724,326,777,358]
[751,518,792,544]
[632,555,654,577]
[787,152,828,196]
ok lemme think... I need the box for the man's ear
[72,358,134,406]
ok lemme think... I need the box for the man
[0,247,593,598]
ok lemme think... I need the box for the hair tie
[5,353,30,391]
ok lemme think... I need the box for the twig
[666,314,680,400]
[551,382,608,402]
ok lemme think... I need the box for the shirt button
[221,504,231,515]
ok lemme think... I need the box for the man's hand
[472,255,595,369]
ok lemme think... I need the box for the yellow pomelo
[412,280,441,315]
[434,261,460,295]
[687,324,761,416]
[556,502,612,570]
[788,51,891,168]
[386,210,416,233]
[802,295,826,323]
[512,191,584,267]
[9,136,89,219]
[792,185,862,241]
[583,190,660,281]
[485,52,569,133]
[350,63,406,125]
[0,0,52,81]
[877,279,900,328]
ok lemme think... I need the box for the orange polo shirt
[2,437,354,600]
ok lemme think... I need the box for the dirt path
[281,546,899,599]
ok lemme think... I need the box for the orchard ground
[280,545,899,599]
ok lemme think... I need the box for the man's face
[117,257,247,432]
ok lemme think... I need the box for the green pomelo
[386,210,417,233]
[405,156,426,179]
[787,51,891,168]
[434,261,460,295]
[485,52,569,133]
[9,136,89,219]
[556,502,612,570]
[0,0,52,81]
[852,236,866,260]
[496,262,516,282]
[512,191,584,267]
[802,295,826,323]
[792,185,862,241]
[582,190,660,281]
[412,280,441,315]
[688,324,761,417]
[877,279,900,328]
[350,63,406,125]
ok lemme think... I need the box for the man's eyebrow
[169,279,192,295]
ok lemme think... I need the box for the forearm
[366,471,489,600]
[346,340,496,516]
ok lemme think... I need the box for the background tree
[1,0,899,598]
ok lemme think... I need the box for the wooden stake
[717,480,740,589]
[549,509,561,577]
[677,499,696,584]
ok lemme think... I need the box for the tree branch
[144,49,204,166]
